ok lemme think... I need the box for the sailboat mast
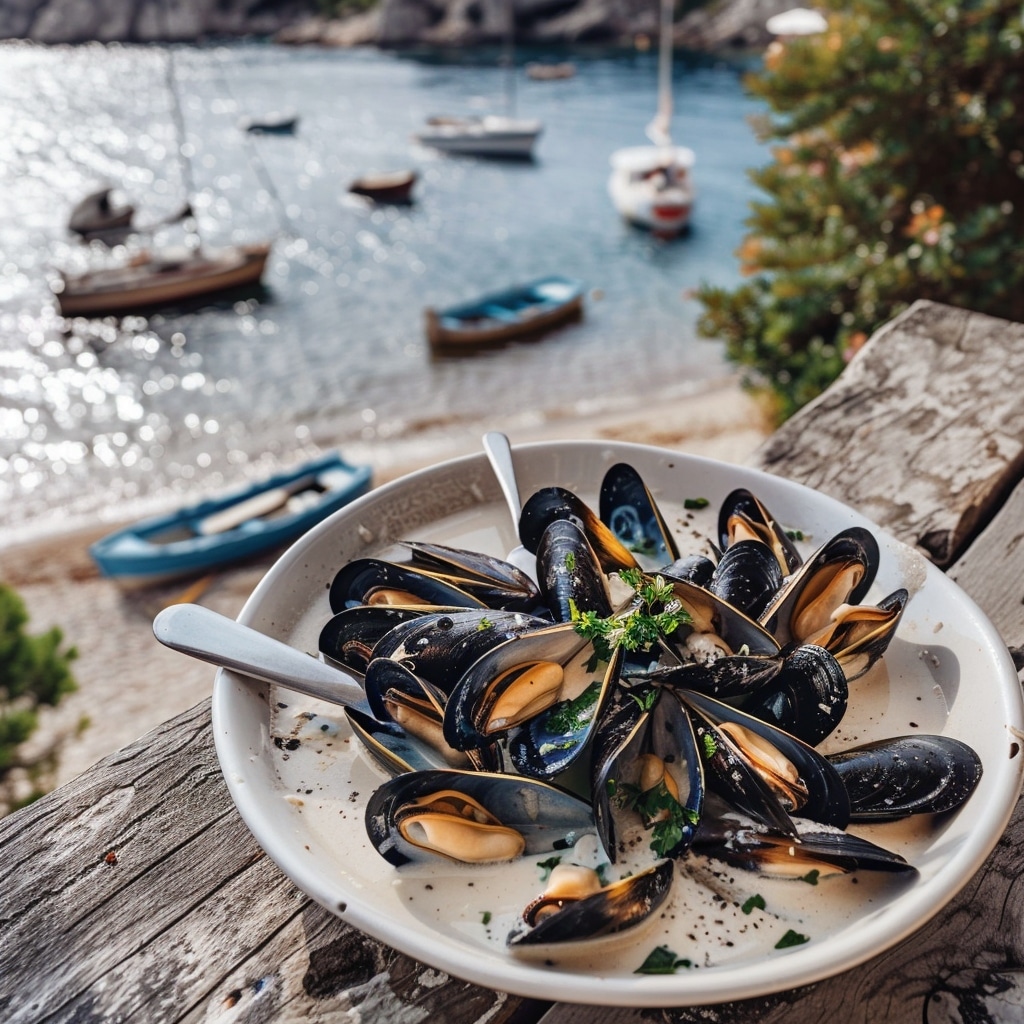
[503,0,517,117]
[648,0,674,147]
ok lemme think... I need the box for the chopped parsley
[536,856,562,881]
[800,869,821,886]
[683,497,710,510]
[544,680,602,734]
[630,687,659,713]
[741,894,766,915]
[701,732,719,759]
[481,910,492,925]
[564,551,577,571]
[775,929,810,949]
[612,778,699,858]
[477,617,493,631]
[785,528,806,541]
[573,570,690,660]
[636,945,692,974]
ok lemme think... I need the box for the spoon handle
[153,602,369,711]
[482,430,522,529]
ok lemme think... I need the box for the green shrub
[697,0,1024,422]
[0,584,78,812]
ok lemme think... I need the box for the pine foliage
[696,0,1024,420]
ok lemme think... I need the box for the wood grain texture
[0,701,544,1024]
[752,300,1024,567]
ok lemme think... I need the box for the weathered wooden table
[3,300,1024,1024]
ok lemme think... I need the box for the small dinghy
[89,452,372,586]
[425,275,585,350]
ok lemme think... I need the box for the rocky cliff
[0,0,794,51]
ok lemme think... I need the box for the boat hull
[349,170,417,204]
[414,116,542,159]
[88,452,372,586]
[609,145,696,237]
[56,242,271,317]
[426,275,585,350]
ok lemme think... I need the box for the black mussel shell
[681,689,851,829]
[759,527,881,646]
[718,488,803,575]
[507,858,674,947]
[329,558,487,613]
[372,609,548,692]
[693,818,915,876]
[365,768,595,867]
[536,518,612,624]
[827,734,983,821]
[401,540,542,612]
[590,684,705,863]
[647,652,784,701]
[660,553,717,589]
[519,486,638,574]
[598,463,680,566]
[741,643,849,746]
[345,706,455,776]
[319,605,428,673]
[709,539,784,621]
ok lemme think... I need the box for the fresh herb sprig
[573,569,690,661]
[609,778,699,859]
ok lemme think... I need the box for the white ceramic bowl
[212,441,1024,1007]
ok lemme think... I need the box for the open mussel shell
[442,620,589,753]
[372,609,549,692]
[519,486,639,574]
[802,588,908,682]
[401,540,542,612]
[507,858,674,947]
[759,527,881,646]
[345,706,457,776]
[364,768,595,867]
[708,539,784,620]
[598,462,680,567]
[827,734,983,821]
[660,577,781,663]
[536,518,613,624]
[741,643,849,746]
[660,553,717,589]
[361,657,500,771]
[681,689,851,830]
[693,817,915,876]
[319,605,428,674]
[329,557,488,613]
[591,683,705,864]
[508,645,624,780]
[718,488,803,576]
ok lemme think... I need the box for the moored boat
[525,61,576,81]
[88,451,372,586]
[425,275,585,350]
[239,112,299,134]
[414,115,542,159]
[348,169,417,204]
[68,188,135,236]
[55,242,271,317]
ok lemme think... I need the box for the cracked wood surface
[2,300,1024,1023]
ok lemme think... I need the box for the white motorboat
[608,0,696,236]
[414,114,542,159]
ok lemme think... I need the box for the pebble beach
[1,378,771,800]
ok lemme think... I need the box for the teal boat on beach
[89,451,372,586]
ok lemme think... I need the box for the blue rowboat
[89,451,372,586]
[425,275,585,350]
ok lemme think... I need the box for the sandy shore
[0,377,771,801]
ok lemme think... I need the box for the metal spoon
[482,430,538,581]
[152,602,371,712]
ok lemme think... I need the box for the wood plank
[752,300,1024,567]
[0,701,545,1024]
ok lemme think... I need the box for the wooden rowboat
[426,275,585,350]
[88,451,372,586]
[55,242,271,317]
[348,170,417,204]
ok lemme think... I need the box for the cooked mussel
[827,734,983,821]
[598,462,680,567]
[329,558,488,613]
[319,605,428,674]
[718,488,803,575]
[507,858,674,947]
[759,527,880,646]
[519,486,639,574]
[365,768,595,867]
